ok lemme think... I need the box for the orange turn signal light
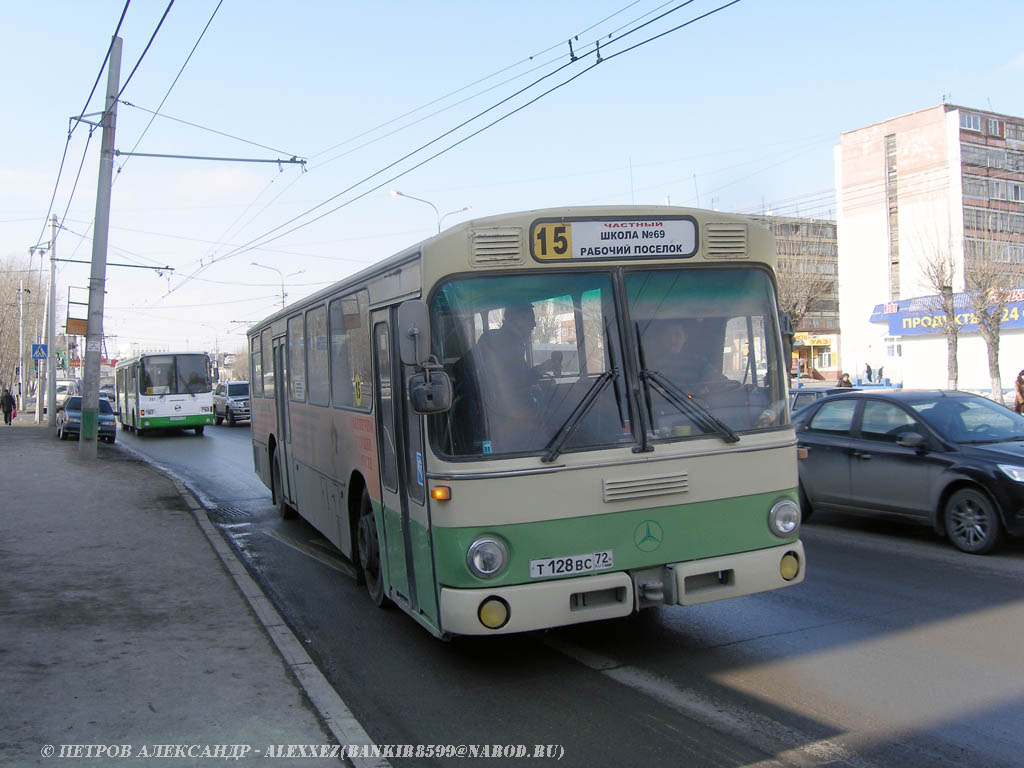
[430,486,451,501]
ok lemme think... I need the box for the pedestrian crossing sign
[32,344,47,360]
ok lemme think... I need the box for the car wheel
[799,482,814,522]
[227,410,235,427]
[271,451,297,520]
[58,424,66,441]
[356,489,387,607]
[194,426,204,436]
[944,488,1003,555]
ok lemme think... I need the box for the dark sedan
[56,396,117,443]
[789,386,860,413]
[793,389,1024,554]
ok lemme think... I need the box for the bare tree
[963,225,1024,404]
[231,345,249,381]
[769,219,836,332]
[918,228,960,390]
[0,255,46,393]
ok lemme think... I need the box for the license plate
[529,550,613,579]
[169,416,186,421]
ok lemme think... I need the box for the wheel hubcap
[950,500,987,545]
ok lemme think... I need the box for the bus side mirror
[409,370,452,414]
[398,299,431,366]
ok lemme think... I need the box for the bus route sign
[531,217,698,261]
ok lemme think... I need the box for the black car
[793,389,1024,554]
[789,386,861,413]
[56,395,117,443]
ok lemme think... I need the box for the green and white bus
[248,205,804,638]
[114,352,215,435]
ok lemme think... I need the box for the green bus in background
[114,352,214,436]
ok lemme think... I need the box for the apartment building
[836,104,1024,389]
[751,215,840,379]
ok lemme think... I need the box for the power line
[170,1,745,292]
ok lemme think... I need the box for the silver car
[213,381,250,426]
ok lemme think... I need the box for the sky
[2,0,1023,360]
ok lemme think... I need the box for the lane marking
[545,636,879,768]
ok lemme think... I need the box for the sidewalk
[0,420,371,767]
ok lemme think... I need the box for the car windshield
[228,382,249,397]
[62,397,112,413]
[912,394,1024,443]
[428,267,787,459]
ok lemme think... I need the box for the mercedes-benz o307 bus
[114,352,215,435]
[247,205,804,639]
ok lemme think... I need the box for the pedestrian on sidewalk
[1014,370,1024,415]
[1,388,15,425]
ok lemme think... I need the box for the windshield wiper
[541,371,615,463]
[642,369,740,443]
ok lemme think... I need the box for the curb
[115,438,389,768]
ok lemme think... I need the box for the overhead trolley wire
[174,0,744,289]
[33,0,131,250]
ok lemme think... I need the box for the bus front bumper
[439,541,805,636]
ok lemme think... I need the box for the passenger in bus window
[644,320,716,391]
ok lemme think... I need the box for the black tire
[271,451,298,520]
[227,410,235,427]
[356,489,387,607]
[58,425,66,441]
[799,482,814,522]
[944,488,1003,555]
[194,426,204,436]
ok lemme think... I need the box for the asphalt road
[119,423,1024,768]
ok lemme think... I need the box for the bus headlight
[768,499,800,538]
[466,537,509,579]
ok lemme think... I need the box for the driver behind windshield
[454,302,558,452]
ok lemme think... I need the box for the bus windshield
[629,267,788,438]
[430,267,787,458]
[430,272,632,457]
[141,354,212,395]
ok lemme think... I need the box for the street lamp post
[390,189,471,233]
[251,262,305,309]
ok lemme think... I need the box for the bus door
[371,309,438,623]
[272,335,294,505]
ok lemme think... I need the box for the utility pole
[18,282,29,411]
[35,278,48,424]
[47,214,58,428]
[79,35,121,458]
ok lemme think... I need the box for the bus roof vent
[603,471,688,503]
[704,222,748,259]
[470,227,524,267]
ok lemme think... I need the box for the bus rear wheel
[357,490,386,607]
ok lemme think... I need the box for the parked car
[213,381,250,426]
[789,386,860,413]
[793,389,1024,554]
[56,395,116,443]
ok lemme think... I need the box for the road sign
[32,344,47,360]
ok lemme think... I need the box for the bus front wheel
[357,490,386,607]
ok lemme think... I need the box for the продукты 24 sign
[871,288,1024,336]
